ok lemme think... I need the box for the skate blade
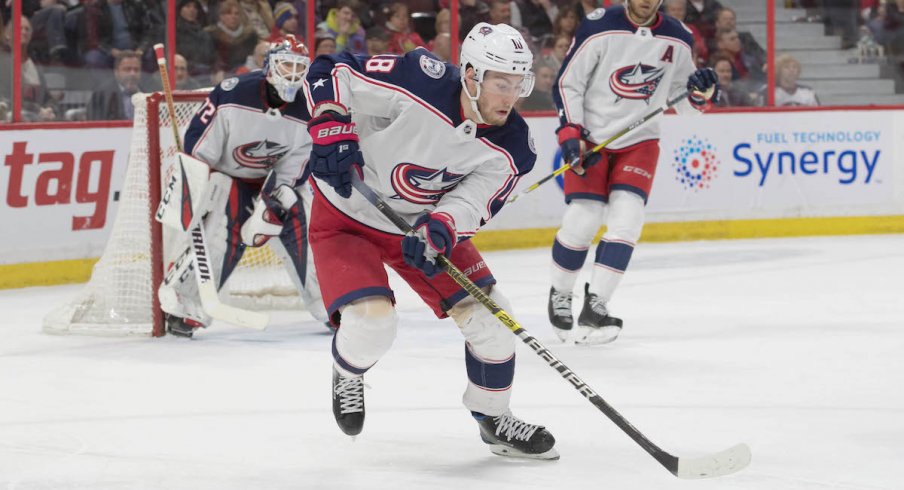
[552,326,571,342]
[574,325,621,345]
[487,444,560,461]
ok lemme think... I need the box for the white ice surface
[1,235,903,490]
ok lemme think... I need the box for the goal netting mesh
[43,91,303,337]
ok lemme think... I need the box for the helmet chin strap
[460,76,486,125]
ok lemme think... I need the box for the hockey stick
[350,174,750,479]
[154,44,268,330]
[507,89,691,204]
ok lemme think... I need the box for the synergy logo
[672,136,719,191]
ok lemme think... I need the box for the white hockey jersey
[303,49,536,239]
[554,6,702,150]
[184,70,311,187]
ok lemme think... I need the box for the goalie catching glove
[241,173,302,247]
[308,101,365,199]
[401,213,456,278]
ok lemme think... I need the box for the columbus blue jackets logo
[231,140,290,169]
[479,26,493,36]
[609,63,665,102]
[390,163,464,204]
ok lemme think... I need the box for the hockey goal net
[43,91,304,337]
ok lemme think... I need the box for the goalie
[156,35,328,337]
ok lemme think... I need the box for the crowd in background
[4,0,901,123]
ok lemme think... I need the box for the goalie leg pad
[449,286,515,416]
[332,297,398,375]
[157,179,251,325]
[156,152,211,230]
[551,199,606,292]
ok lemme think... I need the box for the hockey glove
[556,123,602,176]
[241,183,300,247]
[401,213,456,278]
[686,67,721,107]
[308,102,364,199]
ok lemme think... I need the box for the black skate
[547,287,573,341]
[575,283,623,345]
[474,411,559,460]
[165,314,205,338]
[332,367,365,436]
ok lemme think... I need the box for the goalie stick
[350,174,750,478]
[154,43,268,330]
[507,89,691,204]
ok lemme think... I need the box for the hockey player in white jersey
[303,23,557,459]
[157,35,328,337]
[547,0,720,344]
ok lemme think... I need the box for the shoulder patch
[419,55,446,79]
[221,77,239,91]
[587,8,605,20]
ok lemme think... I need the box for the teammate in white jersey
[302,23,558,459]
[158,35,328,337]
[547,0,720,344]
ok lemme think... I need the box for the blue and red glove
[686,68,721,107]
[556,123,602,175]
[308,102,365,199]
[401,213,456,277]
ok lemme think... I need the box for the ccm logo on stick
[3,141,114,230]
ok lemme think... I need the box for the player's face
[478,71,525,125]
[627,0,658,23]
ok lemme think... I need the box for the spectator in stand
[823,0,859,49]
[517,60,556,111]
[81,0,151,69]
[28,0,68,65]
[174,53,203,89]
[176,0,216,81]
[314,32,337,56]
[714,28,765,86]
[206,0,259,75]
[710,52,751,107]
[511,0,557,47]
[0,15,57,121]
[240,0,274,39]
[431,32,451,60]
[318,0,367,55]
[542,33,571,72]
[194,0,218,25]
[769,53,820,106]
[664,0,708,67]
[269,2,299,41]
[552,8,579,39]
[572,0,604,19]
[383,2,425,54]
[868,0,904,74]
[458,0,489,41]
[236,39,269,74]
[711,7,765,62]
[684,0,723,41]
[87,49,144,120]
[365,25,390,55]
[427,8,450,51]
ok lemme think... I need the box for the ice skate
[332,367,365,436]
[474,411,559,460]
[575,283,623,345]
[547,287,573,341]
[165,314,205,338]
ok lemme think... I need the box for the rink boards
[2,107,904,288]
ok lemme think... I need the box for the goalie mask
[460,23,534,122]
[264,35,311,103]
